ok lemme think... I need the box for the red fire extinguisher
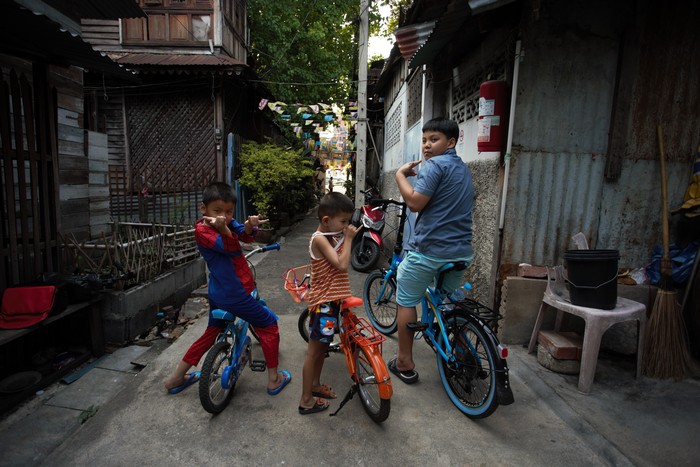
[477,80,508,152]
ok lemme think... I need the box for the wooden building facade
[0,0,145,291]
[82,0,283,226]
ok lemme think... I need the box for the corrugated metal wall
[502,0,699,270]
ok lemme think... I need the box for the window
[123,1,212,44]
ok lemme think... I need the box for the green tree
[248,0,382,104]
[238,141,314,217]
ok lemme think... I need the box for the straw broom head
[642,126,692,379]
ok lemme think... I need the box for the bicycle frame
[339,297,393,400]
[210,309,252,388]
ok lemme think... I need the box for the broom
[642,126,692,379]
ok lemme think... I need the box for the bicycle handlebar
[369,198,406,207]
[245,242,281,258]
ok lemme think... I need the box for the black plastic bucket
[564,249,620,310]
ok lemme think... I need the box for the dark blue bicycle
[198,242,280,414]
[363,200,514,418]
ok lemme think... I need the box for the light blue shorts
[396,250,473,307]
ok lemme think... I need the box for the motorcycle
[350,188,385,272]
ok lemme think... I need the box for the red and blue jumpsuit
[181,219,279,368]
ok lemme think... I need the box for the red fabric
[182,326,220,366]
[0,286,57,329]
[181,323,279,369]
[252,324,279,369]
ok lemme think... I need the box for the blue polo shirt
[407,148,474,259]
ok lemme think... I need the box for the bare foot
[311,383,336,399]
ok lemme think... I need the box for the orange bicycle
[285,267,392,423]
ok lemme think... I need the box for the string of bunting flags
[258,97,359,142]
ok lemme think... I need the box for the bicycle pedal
[406,322,428,332]
[249,360,266,372]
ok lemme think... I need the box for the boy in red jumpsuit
[164,182,291,395]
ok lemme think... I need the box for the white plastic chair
[527,266,647,393]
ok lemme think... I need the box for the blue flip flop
[167,371,201,395]
[267,370,292,395]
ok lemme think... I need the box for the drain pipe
[499,40,522,230]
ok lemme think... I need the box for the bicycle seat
[435,262,467,290]
[211,309,236,321]
[342,296,364,309]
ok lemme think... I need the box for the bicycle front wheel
[363,270,398,335]
[436,311,499,419]
[354,346,391,423]
[199,341,235,414]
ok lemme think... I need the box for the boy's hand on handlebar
[398,160,421,177]
[247,214,269,227]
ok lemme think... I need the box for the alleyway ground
[1,209,698,466]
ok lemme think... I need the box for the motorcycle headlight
[362,217,384,230]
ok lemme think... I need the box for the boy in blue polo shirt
[389,117,474,384]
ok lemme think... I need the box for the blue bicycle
[198,242,281,414]
[363,200,514,418]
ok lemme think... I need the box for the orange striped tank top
[306,231,352,308]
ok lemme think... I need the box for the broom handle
[657,125,670,263]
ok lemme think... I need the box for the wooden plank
[88,147,109,161]
[9,70,32,281]
[86,130,108,147]
[0,72,19,283]
[57,108,80,127]
[33,64,55,271]
[19,74,43,277]
[81,19,120,27]
[89,185,109,197]
[58,154,88,171]
[59,185,89,201]
[89,173,109,186]
[56,94,83,113]
[58,139,83,157]
[47,70,63,264]
[58,123,83,143]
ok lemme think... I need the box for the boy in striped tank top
[298,193,359,414]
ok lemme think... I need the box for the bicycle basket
[283,265,311,303]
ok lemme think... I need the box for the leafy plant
[239,141,314,218]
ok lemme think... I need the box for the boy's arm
[231,215,269,243]
[396,160,431,212]
[197,219,241,256]
[312,225,359,272]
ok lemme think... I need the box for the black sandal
[388,358,419,384]
[298,398,330,415]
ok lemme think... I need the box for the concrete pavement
[1,209,699,466]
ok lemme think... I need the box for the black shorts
[308,300,341,343]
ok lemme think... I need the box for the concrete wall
[101,258,206,344]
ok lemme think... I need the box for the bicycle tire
[199,341,236,414]
[354,346,391,423]
[363,270,398,335]
[436,311,499,419]
[298,307,311,343]
[351,240,381,272]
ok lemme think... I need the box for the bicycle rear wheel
[199,341,235,414]
[363,270,398,335]
[354,346,391,423]
[436,311,499,419]
[298,308,311,342]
